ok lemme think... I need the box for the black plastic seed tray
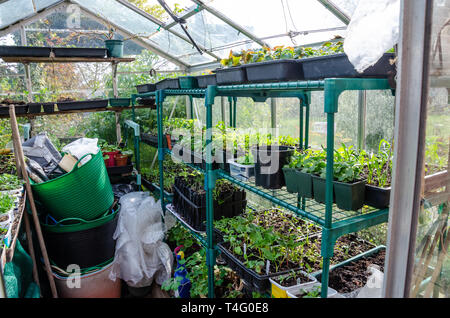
[156,78,180,90]
[196,74,217,88]
[52,47,107,58]
[302,53,396,80]
[0,45,51,57]
[57,99,108,111]
[245,59,304,83]
[215,66,247,85]
[136,83,157,94]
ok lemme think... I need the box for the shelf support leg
[156,90,166,213]
[205,86,218,298]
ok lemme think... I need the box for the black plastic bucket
[251,145,295,189]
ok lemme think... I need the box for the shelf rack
[133,78,392,298]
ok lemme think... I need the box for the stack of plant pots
[172,176,247,231]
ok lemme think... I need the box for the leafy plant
[0,174,22,191]
[0,194,14,215]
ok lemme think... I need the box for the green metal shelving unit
[134,78,392,298]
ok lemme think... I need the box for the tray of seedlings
[0,45,51,57]
[215,208,376,293]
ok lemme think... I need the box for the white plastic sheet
[356,265,384,298]
[344,0,400,72]
[109,192,173,288]
[61,137,99,165]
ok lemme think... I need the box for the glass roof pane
[73,0,160,35]
[170,9,254,53]
[329,0,361,18]
[209,0,346,45]
[35,0,61,11]
[0,0,35,29]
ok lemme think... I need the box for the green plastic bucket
[30,151,114,221]
[41,204,120,233]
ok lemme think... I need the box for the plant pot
[196,74,217,88]
[102,151,119,167]
[53,47,107,58]
[104,40,123,58]
[57,99,108,111]
[127,285,152,297]
[27,103,42,114]
[333,180,366,211]
[53,261,121,298]
[251,145,295,189]
[178,76,199,89]
[0,213,11,229]
[302,53,396,80]
[115,154,129,167]
[0,45,51,57]
[106,164,133,176]
[283,167,298,193]
[156,78,180,90]
[109,98,130,107]
[312,175,330,204]
[269,270,317,298]
[364,184,391,209]
[137,97,156,108]
[135,83,156,93]
[42,102,55,113]
[286,283,338,298]
[245,59,304,83]
[215,66,247,85]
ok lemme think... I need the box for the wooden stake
[9,129,40,292]
[8,106,58,298]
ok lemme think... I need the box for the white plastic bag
[62,137,99,165]
[344,0,400,72]
[109,192,173,288]
[356,265,384,298]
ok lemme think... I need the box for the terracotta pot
[53,261,121,298]
[102,151,119,167]
[115,154,128,167]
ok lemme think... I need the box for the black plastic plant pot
[57,99,108,111]
[196,74,217,88]
[333,180,366,211]
[302,53,396,80]
[52,47,107,58]
[178,76,199,89]
[109,98,130,107]
[283,167,298,193]
[215,66,247,85]
[106,164,133,176]
[136,83,156,94]
[364,184,391,209]
[297,170,314,199]
[27,103,42,114]
[0,45,51,57]
[156,78,180,90]
[42,211,119,269]
[312,175,330,204]
[42,102,55,113]
[245,59,304,83]
[251,145,295,189]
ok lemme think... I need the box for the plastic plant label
[266,261,270,275]
[243,243,247,258]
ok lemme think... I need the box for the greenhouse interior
[0,0,448,301]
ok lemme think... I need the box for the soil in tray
[0,99,26,105]
[327,249,386,294]
[360,162,392,187]
[249,209,321,238]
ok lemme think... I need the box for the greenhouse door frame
[383,0,434,297]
